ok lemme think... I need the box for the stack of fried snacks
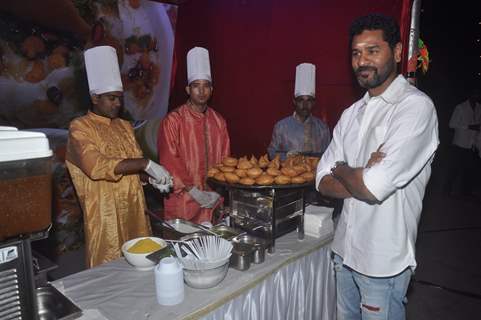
[208,154,319,186]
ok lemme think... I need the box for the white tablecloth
[53,232,335,320]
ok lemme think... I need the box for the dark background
[418,0,481,185]
[419,0,481,146]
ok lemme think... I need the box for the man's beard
[355,62,395,89]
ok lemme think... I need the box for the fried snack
[239,177,255,185]
[214,172,226,182]
[223,156,238,167]
[274,175,291,185]
[303,163,312,172]
[249,155,258,166]
[283,156,295,168]
[281,167,298,177]
[234,168,247,178]
[225,172,240,184]
[307,157,320,168]
[266,167,281,177]
[291,176,306,184]
[293,165,307,175]
[237,160,253,170]
[207,167,220,178]
[219,166,235,173]
[215,163,224,168]
[301,171,315,181]
[268,154,281,170]
[258,154,269,168]
[256,174,274,186]
[246,167,263,179]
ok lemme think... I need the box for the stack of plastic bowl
[173,235,232,289]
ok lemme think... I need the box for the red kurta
[158,104,230,223]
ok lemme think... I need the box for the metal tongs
[145,209,178,232]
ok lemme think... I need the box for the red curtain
[169,0,411,157]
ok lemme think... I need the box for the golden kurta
[66,111,151,268]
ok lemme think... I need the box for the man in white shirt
[316,14,439,320]
[445,88,481,196]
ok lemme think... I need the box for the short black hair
[349,14,400,49]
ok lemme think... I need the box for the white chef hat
[187,47,211,84]
[84,46,123,95]
[294,63,316,98]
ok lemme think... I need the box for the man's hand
[366,144,386,168]
[145,160,172,185]
[203,191,220,208]
[149,177,172,193]
[366,151,386,168]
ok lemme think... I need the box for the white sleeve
[363,94,439,201]
[315,111,349,191]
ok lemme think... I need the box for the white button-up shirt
[316,75,439,277]
[449,100,481,149]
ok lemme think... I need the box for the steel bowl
[183,262,229,289]
[230,242,254,271]
[232,234,267,264]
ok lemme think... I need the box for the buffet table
[53,231,335,320]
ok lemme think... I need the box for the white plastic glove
[202,191,220,208]
[145,160,171,185]
[149,177,172,193]
[188,187,220,208]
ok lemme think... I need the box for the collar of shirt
[87,110,113,125]
[361,74,407,105]
[293,112,312,124]
[185,103,210,119]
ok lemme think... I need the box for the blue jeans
[332,253,412,320]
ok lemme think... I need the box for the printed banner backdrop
[0,0,177,129]
[0,0,177,254]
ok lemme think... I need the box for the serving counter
[53,231,335,320]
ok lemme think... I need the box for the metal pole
[407,0,422,86]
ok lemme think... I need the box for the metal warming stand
[208,178,313,253]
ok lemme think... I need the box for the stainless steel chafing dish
[207,179,311,252]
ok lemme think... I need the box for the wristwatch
[330,161,347,176]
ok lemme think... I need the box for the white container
[155,257,184,306]
[0,129,53,239]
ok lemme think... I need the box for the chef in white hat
[66,45,172,268]
[268,63,330,160]
[158,46,231,224]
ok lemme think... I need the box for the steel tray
[207,178,313,190]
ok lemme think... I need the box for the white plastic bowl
[121,237,167,271]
